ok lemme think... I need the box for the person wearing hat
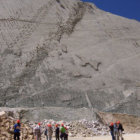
[55,124,60,140]
[47,124,53,140]
[34,122,42,140]
[64,126,68,140]
[13,120,21,140]
[60,123,66,140]
[117,121,124,140]
[44,124,48,140]
[109,122,115,140]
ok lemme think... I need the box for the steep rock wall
[0,0,140,119]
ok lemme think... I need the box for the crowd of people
[34,122,68,140]
[13,119,124,140]
[13,120,68,140]
[109,121,124,140]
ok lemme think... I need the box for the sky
[82,0,140,21]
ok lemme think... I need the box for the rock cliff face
[0,0,140,120]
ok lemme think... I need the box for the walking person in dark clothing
[117,121,124,140]
[55,124,60,140]
[109,122,115,140]
[13,120,21,140]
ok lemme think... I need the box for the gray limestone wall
[0,0,140,120]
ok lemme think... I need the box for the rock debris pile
[30,119,109,137]
[68,119,109,137]
[0,111,110,139]
[0,112,34,140]
[0,111,109,139]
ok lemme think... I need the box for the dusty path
[68,134,140,140]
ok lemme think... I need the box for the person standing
[44,125,48,140]
[47,124,53,140]
[117,121,124,140]
[109,122,115,140]
[13,120,21,140]
[60,123,65,140]
[34,123,42,140]
[114,121,119,140]
[64,127,68,140]
[55,124,60,140]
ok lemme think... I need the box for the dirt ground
[69,134,140,140]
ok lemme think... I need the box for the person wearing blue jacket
[14,120,21,140]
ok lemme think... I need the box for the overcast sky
[82,0,140,21]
